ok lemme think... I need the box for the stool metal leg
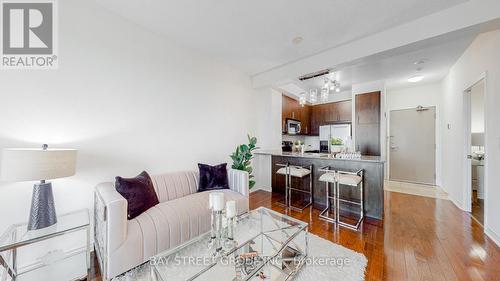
[285,166,289,208]
[336,176,340,225]
[337,170,364,231]
[333,177,337,223]
[319,180,335,223]
[276,164,290,208]
[288,165,313,212]
[360,171,364,225]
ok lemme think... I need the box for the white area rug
[113,233,367,281]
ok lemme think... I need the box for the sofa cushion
[197,163,230,192]
[150,171,199,203]
[129,189,248,259]
[115,171,159,220]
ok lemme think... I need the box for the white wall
[253,88,282,151]
[251,88,281,191]
[441,30,500,245]
[386,83,442,185]
[0,0,257,256]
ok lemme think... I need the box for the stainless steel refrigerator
[319,124,352,153]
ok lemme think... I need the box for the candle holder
[207,209,217,249]
[208,209,224,256]
[223,216,237,249]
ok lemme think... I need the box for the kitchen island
[255,150,385,220]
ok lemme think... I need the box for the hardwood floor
[472,198,485,226]
[90,190,500,281]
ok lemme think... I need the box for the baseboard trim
[251,186,271,192]
[449,196,467,212]
[485,228,500,247]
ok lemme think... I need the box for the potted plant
[230,135,258,189]
[330,137,343,153]
[293,140,305,154]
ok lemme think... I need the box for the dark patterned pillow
[115,171,159,220]
[198,163,229,192]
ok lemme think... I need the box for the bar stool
[336,169,364,230]
[318,166,337,223]
[275,163,313,212]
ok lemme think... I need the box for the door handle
[391,146,398,149]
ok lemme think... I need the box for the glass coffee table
[151,207,308,281]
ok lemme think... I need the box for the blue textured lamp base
[28,182,57,231]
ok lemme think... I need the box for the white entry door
[389,107,436,184]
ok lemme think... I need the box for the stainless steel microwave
[286,119,301,135]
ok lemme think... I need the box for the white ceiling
[275,30,476,101]
[95,0,467,76]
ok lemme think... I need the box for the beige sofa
[94,169,249,280]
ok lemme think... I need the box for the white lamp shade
[1,148,77,181]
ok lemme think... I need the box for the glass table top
[0,210,89,252]
[152,207,308,281]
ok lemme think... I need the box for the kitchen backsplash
[282,135,320,151]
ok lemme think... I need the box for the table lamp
[0,144,77,230]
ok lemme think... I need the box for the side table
[0,209,90,281]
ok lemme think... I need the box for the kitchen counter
[255,150,385,220]
[255,150,385,163]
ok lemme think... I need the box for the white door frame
[462,72,488,229]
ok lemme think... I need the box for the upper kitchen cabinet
[310,100,352,135]
[282,94,311,134]
[336,100,353,122]
[355,91,381,156]
[299,105,311,135]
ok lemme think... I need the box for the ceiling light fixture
[309,89,318,103]
[299,70,341,103]
[321,88,329,102]
[320,78,330,102]
[292,36,303,45]
[317,75,341,102]
[408,75,424,83]
[299,92,307,107]
[414,59,427,65]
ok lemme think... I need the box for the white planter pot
[330,145,343,153]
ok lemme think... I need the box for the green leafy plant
[330,137,343,145]
[230,135,258,189]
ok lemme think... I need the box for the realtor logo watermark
[1,0,58,69]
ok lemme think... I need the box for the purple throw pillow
[198,163,229,192]
[115,171,159,220]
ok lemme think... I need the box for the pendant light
[299,92,307,107]
[309,89,317,103]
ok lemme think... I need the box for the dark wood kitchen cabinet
[282,94,352,136]
[282,95,311,134]
[355,91,381,156]
[310,100,352,135]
